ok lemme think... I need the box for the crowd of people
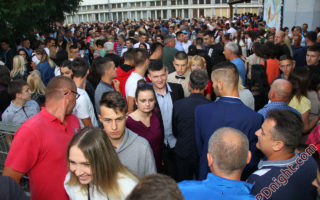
[1,13,320,200]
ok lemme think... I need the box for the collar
[221,96,240,99]
[9,101,23,112]
[205,173,253,194]
[40,107,59,122]
[189,93,206,99]
[99,80,113,89]
[155,82,172,96]
[268,101,288,106]
[258,153,299,169]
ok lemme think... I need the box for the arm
[81,117,93,127]
[127,96,135,114]
[302,110,320,134]
[2,167,25,184]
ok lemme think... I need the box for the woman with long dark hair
[289,67,320,134]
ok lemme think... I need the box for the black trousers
[161,145,178,181]
[175,154,199,182]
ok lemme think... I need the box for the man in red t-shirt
[3,76,80,200]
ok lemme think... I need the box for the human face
[183,34,189,42]
[48,40,55,48]
[60,67,73,79]
[140,35,147,43]
[173,59,188,76]
[223,46,231,60]
[191,62,202,71]
[107,61,117,78]
[18,51,27,60]
[148,68,168,90]
[126,40,133,49]
[156,37,163,44]
[255,119,277,157]
[306,51,320,66]
[280,59,294,78]
[136,90,156,113]
[18,85,32,101]
[99,106,126,143]
[68,146,92,185]
[70,48,80,59]
[203,35,211,46]
[35,53,42,61]
[65,87,78,115]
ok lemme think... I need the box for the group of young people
[1,13,320,200]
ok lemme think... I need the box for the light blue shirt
[175,41,184,52]
[155,83,176,148]
[258,102,301,119]
[231,57,246,85]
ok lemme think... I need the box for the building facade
[65,0,263,24]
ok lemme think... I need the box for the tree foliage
[0,0,82,41]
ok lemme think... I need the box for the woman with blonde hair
[65,127,138,200]
[35,48,55,86]
[27,70,46,106]
[10,55,28,81]
[188,55,211,99]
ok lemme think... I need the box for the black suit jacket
[154,82,184,147]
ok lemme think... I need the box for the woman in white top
[235,30,247,58]
[64,127,138,200]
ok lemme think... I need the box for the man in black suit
[173,70,211,181]
[148,59,184,180]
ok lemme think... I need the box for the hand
[112,79,120,92]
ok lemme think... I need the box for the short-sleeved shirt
[1,100,40,124]
[289,95,311,115]
[125,72,144,100]
[5,108,80,200]
[73,88,98,128]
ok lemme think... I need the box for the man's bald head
[46,76,76,101]
[269,79,292,102]
[275,31,285,44]
[211,62,239,91]
[208,127,249,173]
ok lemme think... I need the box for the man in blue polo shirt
[247,110,317,200]
[258,79,300,119]
[179,127,255,200]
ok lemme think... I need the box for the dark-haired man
[94,57,120,114]
[126,48,149,113]
[306,45,320,67]
[173,70,211,181]
[2,80,39,124]
[71,57,98,128]
[167,51,191,97]
[175,31,185,51]
[148,59,184,179]
[99,91,156,177]
[247,110,317,200]
[3,76,80,200]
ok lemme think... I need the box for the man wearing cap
[104,41,120,67]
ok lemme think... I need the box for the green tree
[0,0,82,42]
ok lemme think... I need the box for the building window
[222,0,227,3]
[157,10,161,19]
[184,0,188,4]
[95,14,99,21]
[143,11,147,18]
[112,4,116,8]
[131,11,136,20]
[99,5,103,9]
[137,11,141,19]
[123,12,128,19]
[142,2,147,6]
[150,1,155,6]
[162,1,167,6]
[184,9,189,18]
[171,0,176,5]
[94,5,98,10]
[199,0,204,4]
[177,0,182,4]
[193,0,198,4]
[156,1,161,6]
[113,13,117,21]
[117,3,121,8]
[100,13,105,22]
[206,0,211,3]
[163,10,167,19]
[151,10,155,19]
[130,2,135,7]
[178,9,182,17]
[215,0,220,3]
[171,9,176,17]
[136,2,141,7]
